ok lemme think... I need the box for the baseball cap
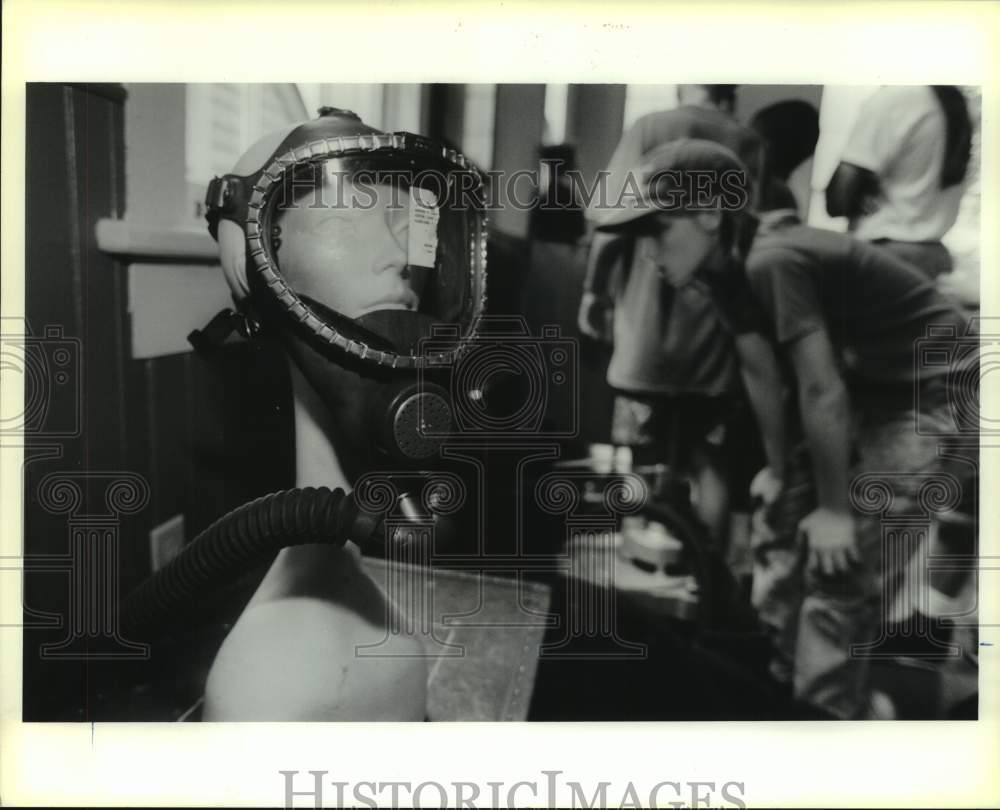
[594,138,752,231]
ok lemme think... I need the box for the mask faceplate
[207,119,488,369]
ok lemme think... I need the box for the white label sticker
[408,186,440,268]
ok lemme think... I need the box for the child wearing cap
[599,138,972,719]
[579,87,768,547]
[592,140,790,581]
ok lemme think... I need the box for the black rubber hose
[121,487,379,638]
[640,499,718,630]
[641,494,759,633]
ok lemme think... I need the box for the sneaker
[865,690,897,720]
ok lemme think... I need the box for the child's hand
[798,507,859,577]
[750,466,783,507]
[577,292,613,341]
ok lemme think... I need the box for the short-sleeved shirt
[840,86,964,242]
[746,223,965,386]
[697,258,770,338]
[604,235,743,395]
[593,106,766,395]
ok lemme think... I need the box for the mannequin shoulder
[203,547,428,721]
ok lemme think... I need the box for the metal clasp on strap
[187,308,260,355]
[205,176,235,212]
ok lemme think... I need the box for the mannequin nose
[372,234,408,279]
[377,206,410,274]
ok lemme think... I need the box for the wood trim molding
[96,218,219,263]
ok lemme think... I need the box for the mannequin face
[275,179,424,319]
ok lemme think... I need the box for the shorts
[610,392,734,468]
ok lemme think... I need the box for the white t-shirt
[840,85,964,242]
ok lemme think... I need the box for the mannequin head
[202,111,471,724]
[208,112,487,488]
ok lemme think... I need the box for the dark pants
[610,392,733,471]
[873,239,953,280]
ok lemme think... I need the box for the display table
[361,558,552,721]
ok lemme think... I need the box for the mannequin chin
[202,360,430,721]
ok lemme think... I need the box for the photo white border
[2,1,998,806]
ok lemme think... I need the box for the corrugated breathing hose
[120,487,381,639]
